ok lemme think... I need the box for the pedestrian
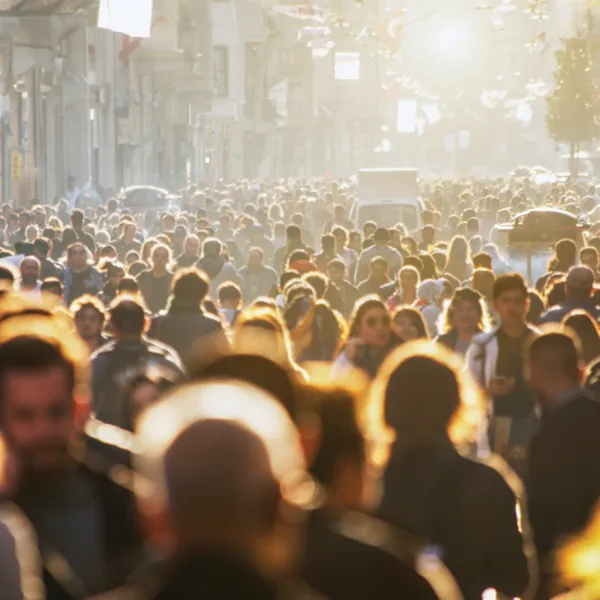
[466,273,538,475]
[355,227,403,285]
[91,296,184,428]
[357,256,390,297]
[376,341,532,600]
[391,307,428,342]
[437,288,489,356]
[137,243,174,315]
[239,247,278,304]
[302,383,451,600]
[150,268,225,361]
[386,265,420,310]
[414,279,444,338]
[527,331,600,599]
[539,266,600,324]
[333,296,395,378]
[196,237,239,299]
[445,236,473,283]
[562,309,600,365]
[0,314,144,600]
[63,242,103,306]
[71,294,110,355]
[108,380,317,600]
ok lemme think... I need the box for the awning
[0,0,97,16]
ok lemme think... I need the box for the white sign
[98,0,154,38]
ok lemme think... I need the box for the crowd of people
[1,177,600,599]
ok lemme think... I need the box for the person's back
[527,332,600,598]
[303,510,440,600]
[91,298,183,427]
[151,310,224,361]
[380,444,528,600]
[376,345,531,600]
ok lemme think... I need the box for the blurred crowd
[1,177,600,600]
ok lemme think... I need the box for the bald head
[164,419,279,537]
[20,256,40,287]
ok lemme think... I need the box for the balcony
[0,0,96,15]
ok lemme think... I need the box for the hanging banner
[98,0,154,39]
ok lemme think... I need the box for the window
[214,46,229,97]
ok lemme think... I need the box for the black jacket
[92,551,322,600]
[527,389,600,597]
[150,309,225,362]
[302,510,440,600]
[379,441,530,600]
[9,449,143,600]
[91,338,184,428]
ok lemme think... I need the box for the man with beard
[71,295,109,354]
[0,315,143,600]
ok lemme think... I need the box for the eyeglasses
[365,315,391,329]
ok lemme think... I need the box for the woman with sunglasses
[437,288,489,356]
[333,296,395,379]
[391,307,429,342]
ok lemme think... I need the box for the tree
[546,37,599,176]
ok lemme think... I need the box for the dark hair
[202,238,222,258]
[529,331,581,382]
[308,385,365,487]
[392,307,428,340]
[218,282,242,304]
[119,277,140,294]
[321,234,335,253]
[527,290,545,325]
[404,255,424,277]
[492,273,528,301]
[472,252,492,270]
[546,278,567,308]
[347,295,387,339]
[71,294,106,321]
[419,254,438,280]
[442,288,485,334]
[128,261,147,277]
[286,225,301,241]
[0,335,76,415]
[279,270,300,292]
[70,210,84,228]
[288,249,310,265]
[383,354,459,437]
[373,227,390,243]
[563,310,600,365]
[109,297,146,335]
[0,265,16,284]
[303,272,328,299]
[33,237,50,258]
[173,268,210,305]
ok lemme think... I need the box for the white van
[350,168,424,234]
[350,197,424,234]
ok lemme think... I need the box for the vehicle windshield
[358,204,417,230]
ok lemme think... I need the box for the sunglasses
[365,315,391,329]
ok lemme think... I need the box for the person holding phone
[466,274,539,476]
[333,296,396,379]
